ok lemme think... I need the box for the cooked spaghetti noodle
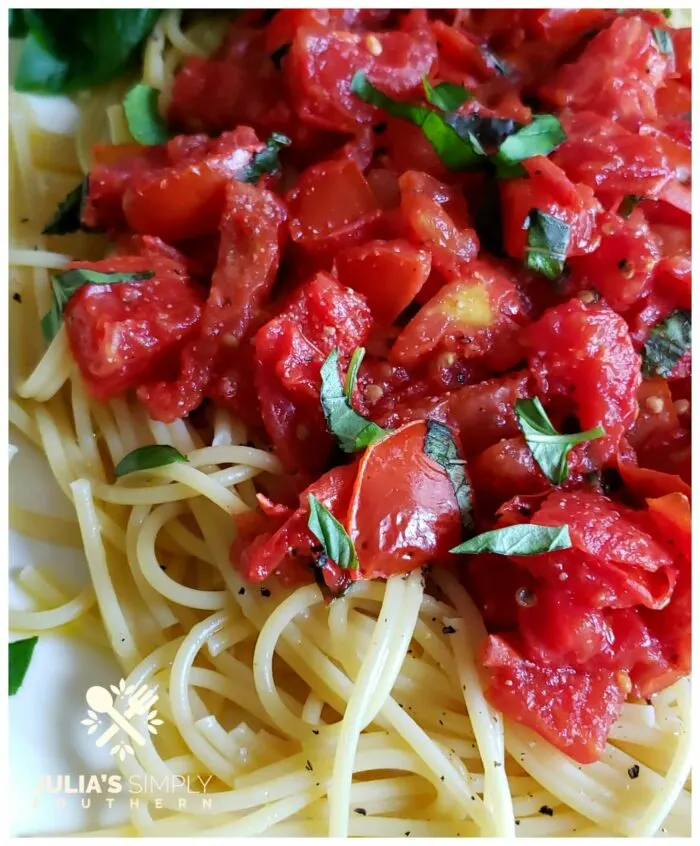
[9,9,692,838]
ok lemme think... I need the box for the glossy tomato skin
[64,256,203,402]
[501,156,601,264]
[482,634,626,765]
[539,16,668,130]
[524,300,641,451]
[347,420,465,578]
[288,27,437,132]
[334,238,431,324]
[255,273,373,474]
[390,259,527,372]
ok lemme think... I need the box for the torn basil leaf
[42,177,90,236]
[423,420,474,530]
[515,397,606,484]
[320,348,388,453]
[524,209,570,281]
[344,346,365,401]
[642,309,691,378]
[123,83,169,145]
[422,78,472,111]
[41,268,155,344]
[494,114,566,173]
[9,636,39,695]
[619,194,643,219]
[451,524,572,556]
[114,444,188,478]
[307,494,359,570]
[239,132,291,184]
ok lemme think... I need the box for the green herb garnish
[320,348,388,453]
[515,398,606,484]
[41,268,155,344]
[493,114,566,174]
[422,78,472,111]
[9,637,39,696]
[114,445,188,478]
[423,420,474,529]
[307,494,359,570]
[524,209,570,280]
[239,132,291,184]
[451,524,572,556]
[123,83,169,145]
[642,309,691,378]
[42,177,90,236]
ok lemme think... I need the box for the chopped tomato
[346,420,465,578]
[64,256,203,402]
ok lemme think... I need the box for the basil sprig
[352,71,564,174]
[423,420,474,530]
[239,132,291,184]
[642,309,691,378]
[41,268,155,344]
[515,398,606,485]
[307,494,359,570]
[12,10,161,94]
[9,637,39,695]
[524,209,570,280]
[114,445,188,478]
[320,348,387,453]
[451,524,572,556]
[123,83,169,145]
[42,177,91,236]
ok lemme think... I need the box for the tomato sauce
[65,9,690,764]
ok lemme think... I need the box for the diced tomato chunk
[64,256,203,403]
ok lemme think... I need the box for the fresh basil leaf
[423,420,474,530]
[307,494,359,570]
[524,209,570,280]
[423,78,472,111]
[352,70,485,170]
[9,637,39,696]
[42,177,91,236]
[41,268,154,344]
[320,348,388,453]
[123,83,169,145]
[239,132,291,184]
[652,27,674,59]
[619,194,643,219]
[642,309,691,378]
[451,524,572,556]
[344,347,365,401]
[114,445,188,478]
[661,9,672,18]
[9,10,29,39]
[515,397,606,484]
[447,114,521,156]
[494,114,566,169]
[13,10,161,94]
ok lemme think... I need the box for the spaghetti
[9,9,692,838]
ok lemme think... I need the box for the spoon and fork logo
[82,679,161,760]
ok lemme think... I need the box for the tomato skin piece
[334,239,431,324]
[347,420,464,579]
[288,28,437,133]
[539,16,668,130]
[625,378,678,453]
[525,300,641,450]
[482,634,626,765]
[500,156,601,264]
[647,493,691,561]
[469,437,550,513]
[287,159,382,256]
[64,256,203,403]
[390,259,527,371]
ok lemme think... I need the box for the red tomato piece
[255,273,373,474]
[334,239,431,324]
[64,256,203,402]
[288,28,437,133]
[469,437,550,513]
[501,156,601,264]
[539,16,668,130]
[646,493,691,561]
[625,378,679,453]
[482,634,626,764]
[347,420,464,579]
[390,259,527,371]
[287,159,382,256]
[524,300,641,449]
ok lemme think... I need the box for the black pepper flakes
[515,820,521,826]
[539,805,554,816]
[238,587,245,595]
[404,832,410,837]
[354,808,367,816]
[442,625,456,635]
[312,729,319,735]
[305,760,313,771]
[12,292,22,303]
[261,587,271,597]
[628,764,640,779]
